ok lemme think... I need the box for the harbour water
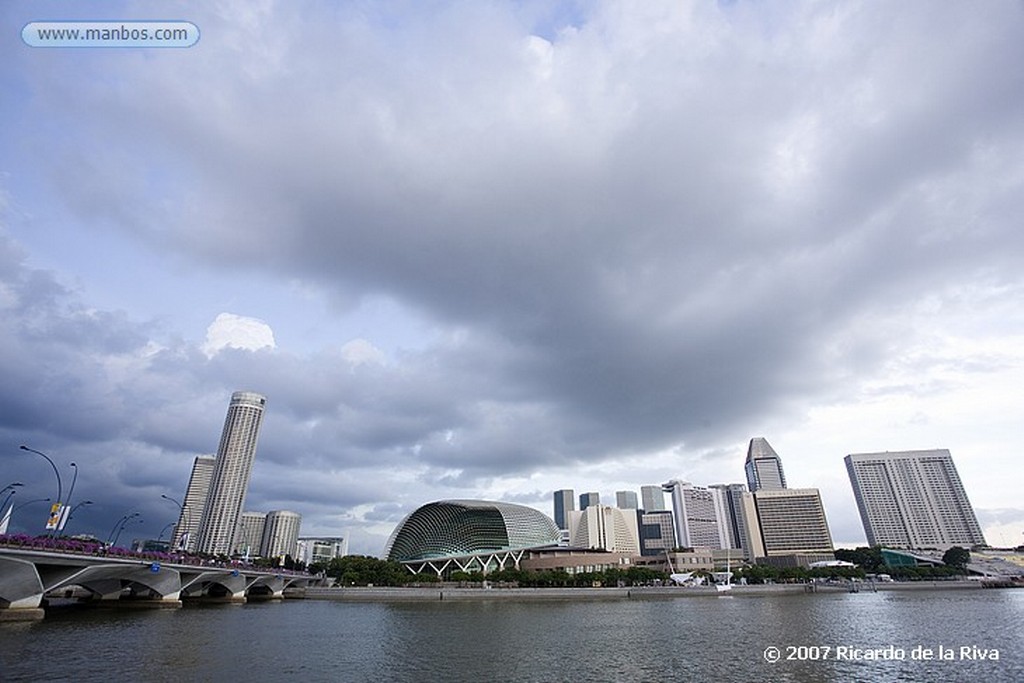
[1,588,1021,682]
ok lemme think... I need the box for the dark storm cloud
[2,1,1023,550]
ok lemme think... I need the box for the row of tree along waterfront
[310,547,978,588]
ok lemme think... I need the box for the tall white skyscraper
[662,480,730,549]
[845,449,986,549]
[745,437,787,492]
[171,455,215,552]
[195,391,267,556]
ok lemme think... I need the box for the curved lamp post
[7,497,51,534]
[161,494,190,550]
[61,462,79,532]
[106,512,140,545]
[62,500,93,536]
[19,445,63,504]
[112,517,144,549]
[1,483,24,513]
[20,445,63,535]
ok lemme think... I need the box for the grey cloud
[2,1,1022,551]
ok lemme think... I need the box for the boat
[716,552,733,593]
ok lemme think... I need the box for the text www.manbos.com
[22,21,199,48]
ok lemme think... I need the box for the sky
[2,0,1023,556]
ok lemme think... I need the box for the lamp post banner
[57,504,72,531]
[45,502,63,530]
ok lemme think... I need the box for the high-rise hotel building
[745,437,787,492]
[195,391,267,556]
[845,449,986,549]
[171,455,215,552]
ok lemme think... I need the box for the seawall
[301,580,986,602]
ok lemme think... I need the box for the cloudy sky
[2,1,1022,555]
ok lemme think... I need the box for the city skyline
[2,1,1023,555]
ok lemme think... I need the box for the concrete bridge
[0,547,329,621]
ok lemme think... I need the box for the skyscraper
[262,509,302,560]
[616,490,639,510]
[741,488,835,566]
[553,489,575,530]
[745,437,787,492]
[568,504,640,554]
[709,483,750,554]
[195,391,267,556]
[171,455,215,552]
[235,510,267,557]
[640,485,666,512]
[579,492,600,510]
[845,449,986,549]
[662,480,730,549]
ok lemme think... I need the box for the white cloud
[339,338,386,366]
[202,312,276,357]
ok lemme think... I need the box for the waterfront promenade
[301,579,995,602]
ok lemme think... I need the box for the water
[2,589,1022,682]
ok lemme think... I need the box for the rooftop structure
[744,437,787,492]
[385,500,561,564]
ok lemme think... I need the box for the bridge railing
[0,533,313,576]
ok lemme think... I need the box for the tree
[834,547,885,572]
[942,546,971,573]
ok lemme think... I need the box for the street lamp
[6,497,50,534]
[158,522,175,542]
[112,517,144,549]
[1,483,24,513]
[106,512,140,545]
[62,500,93,536]
[60,462,79,533]
[19,445,63,534]
[161,494,190,550]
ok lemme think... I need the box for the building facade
[553,489,575,530]
[744,437,787,492]
[568,504,641,555]
[662,480,730,549]
[262,509,302,560]
[638,510,677,556]
[195,391,267,556]
[297,537,348,566]
[709,483,751,557]
[234,510,267,557]
[640,485,666,512]
[171,455,214,552]
[845,449,986,549]
[616,490,639,510]
[742,488,835,566]
[579,492,600,510]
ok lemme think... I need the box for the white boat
[716,552,733,592]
